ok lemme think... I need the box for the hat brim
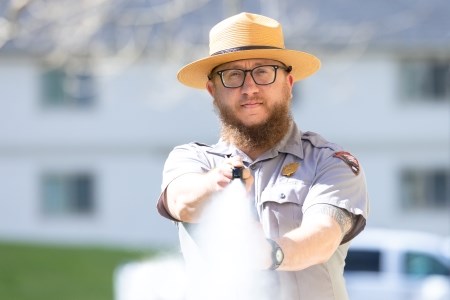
[177,49,321,89]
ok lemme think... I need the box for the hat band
[211,45,283,56]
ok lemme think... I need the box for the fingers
[209,156,254,191]
[241,168,251,180]
[220,156,243,180]
[208,158,239,188]
[242,168,254,192]
[226,155,244,169]
[226,157,254,192]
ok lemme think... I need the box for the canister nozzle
[232,167,243,179]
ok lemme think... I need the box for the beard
[213,87,292,152]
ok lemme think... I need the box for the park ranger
[157,12,369,300]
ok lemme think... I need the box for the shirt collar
[207,121,305,161]
[206,140,237,158]
[269,121,304,159]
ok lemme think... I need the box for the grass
[0,241,158,300]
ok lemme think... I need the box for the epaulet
[191,142,212,148]
[302,132,361,175]
[301,131,339,151]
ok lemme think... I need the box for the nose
[241,70,259,94]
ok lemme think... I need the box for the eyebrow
[226,61,272,68]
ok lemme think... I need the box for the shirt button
[280,193,286,199]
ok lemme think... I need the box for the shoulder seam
[301,131,340,151]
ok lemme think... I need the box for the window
[400,59,450,102]
[41,173,95,217]
[401,168,450,210]
[403,252,450,278]
[344,249,381,272]
[41,67,97,108]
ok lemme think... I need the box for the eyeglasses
[209,65,292,88]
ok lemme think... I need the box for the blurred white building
[0,0,449,249]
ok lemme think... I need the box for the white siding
[0,52,448,250]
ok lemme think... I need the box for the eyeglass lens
[220,65,279,88]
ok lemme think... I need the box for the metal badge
[281,162,300,177]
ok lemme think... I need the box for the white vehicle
[114,254,186,300]
[344,228,450,300]
[114,228,450,300]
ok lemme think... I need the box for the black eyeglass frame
[208,64,293,88]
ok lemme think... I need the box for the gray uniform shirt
[157,122,369,300]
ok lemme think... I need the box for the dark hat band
[211,45,283,56]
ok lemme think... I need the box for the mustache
[240,96,264,104]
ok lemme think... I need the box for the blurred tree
[0,0,213,68]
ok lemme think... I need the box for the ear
[287,74,294,88]
[206,80,215,97]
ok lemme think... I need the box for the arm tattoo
[304,204,354,236]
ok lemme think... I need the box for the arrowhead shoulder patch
[333,151,360,175]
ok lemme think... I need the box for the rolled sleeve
[156,143,213,221]
[303,149,369,241]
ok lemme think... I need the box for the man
[157,12,369,300]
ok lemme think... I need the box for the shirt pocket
[259,180,310,237]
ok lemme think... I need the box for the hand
[205,156,238,191]
[241,167,254,192]
[214,156,254,192]
[165,157,252,223]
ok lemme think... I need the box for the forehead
[215,58,283,70]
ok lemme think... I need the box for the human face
[206,59,294,127]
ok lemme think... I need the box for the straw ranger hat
[177,12,321,89]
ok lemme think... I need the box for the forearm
[165,172,218,223]
[275,214,343,271]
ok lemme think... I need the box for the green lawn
[0,241,158,300]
